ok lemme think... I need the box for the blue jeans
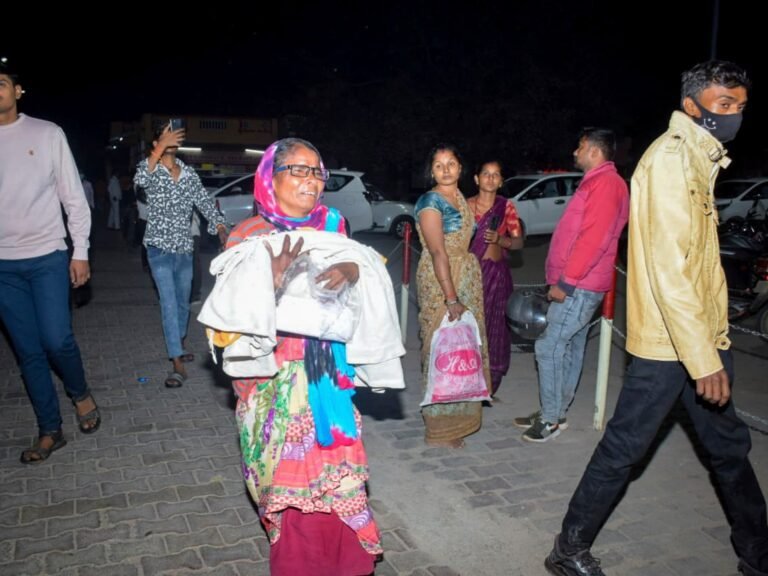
[560,350,768,570]
[0,250,90,435]
[147,246,193,359]
[535,288,604,424]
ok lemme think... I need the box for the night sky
[5,1,766,191]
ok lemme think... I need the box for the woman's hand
[483,229,500,244]
[316,262,359,290]
[265,235,304,290]
[446,300,467,322]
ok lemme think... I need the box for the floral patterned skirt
[235,360,382,561]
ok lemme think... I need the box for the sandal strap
[21,431,66,463]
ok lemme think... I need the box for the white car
[364,181,415,238]
[200,173,250,194]
[208,169,374,235]
[501,172,583,236]
[714,178,768,223]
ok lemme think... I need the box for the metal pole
[400,223,412,343]
[594,260,618,430]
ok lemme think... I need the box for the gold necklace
[472,196,494,217]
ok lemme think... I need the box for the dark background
[4,1,766,195]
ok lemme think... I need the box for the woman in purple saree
[467,160,524,396]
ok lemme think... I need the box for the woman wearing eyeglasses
[222,138,381,576]
[467,160,523,397]
[415,143,491,449]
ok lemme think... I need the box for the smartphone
[489,215,500,231]
[169,118,185,131]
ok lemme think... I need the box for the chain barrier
[384,240,404,261]
[614,264,766,339]
[738,409,768,431]
[728,322,768,340]
[610,323,627,341]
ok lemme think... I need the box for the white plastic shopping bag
[421,311,490,407]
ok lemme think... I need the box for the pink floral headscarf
[253,140,331,231]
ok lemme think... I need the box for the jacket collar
[669,111,731,168]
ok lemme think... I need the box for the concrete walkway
[1,230,767,576]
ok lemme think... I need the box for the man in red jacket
[514,128,629,443]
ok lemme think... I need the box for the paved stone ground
[1,230,767,575]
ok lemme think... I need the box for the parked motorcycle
[719,225,768,339]
[719,196,768,236]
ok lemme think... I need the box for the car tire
[391,216,415,239]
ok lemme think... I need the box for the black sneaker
[522,417,561,443]
[545,536,605,576]
[513,409,568,430]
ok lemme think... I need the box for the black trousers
[560,350,768,570]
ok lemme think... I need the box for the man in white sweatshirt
[0,59,101,463]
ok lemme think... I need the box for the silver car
[501,172,583,236]
[714,178,768,224]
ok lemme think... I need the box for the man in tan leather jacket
[544,61,768,576]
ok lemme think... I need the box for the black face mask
[692,99,743,143]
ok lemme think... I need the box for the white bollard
[594,316,613,430]
[594,260,618,430]
[400,284,409,343]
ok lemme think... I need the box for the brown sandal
[73,394,101,434]
[20,431,67,464]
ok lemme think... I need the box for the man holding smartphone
[134,120,228,388]
[514,128,629,443]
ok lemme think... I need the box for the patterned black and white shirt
[134,157,226,254]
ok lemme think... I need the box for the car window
[745,183,768,201]
[219,177,254,197]
[742,182,768,202]
[715,181,753,199]
[325,174,353,192]
[522,179,560,200]
[504,177,538,197]
[562,177,582,196]
[363,180,385,201]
